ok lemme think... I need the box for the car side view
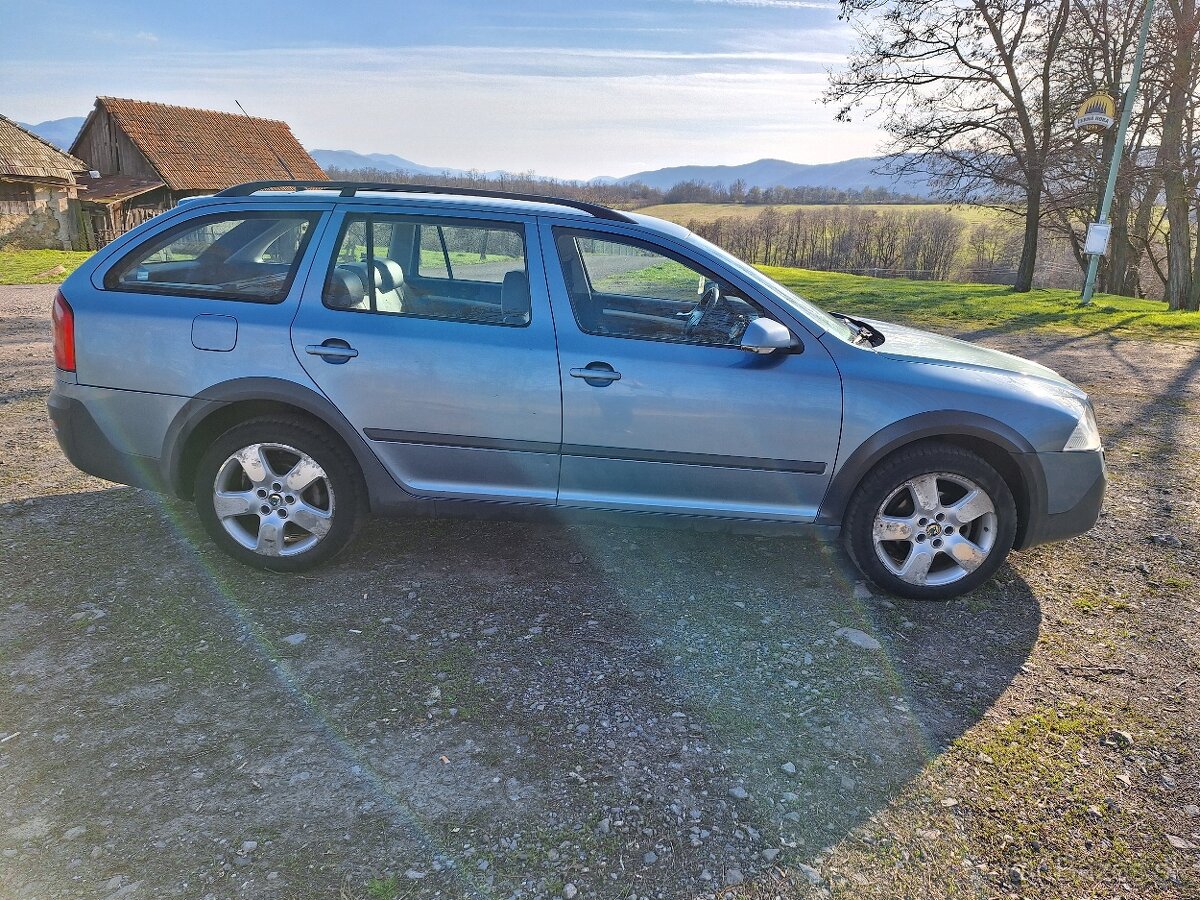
[48,181,1105,599]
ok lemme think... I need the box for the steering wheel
[685,280,722,331]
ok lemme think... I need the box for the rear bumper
[48,389,168,491]
[1016,448,1105,550]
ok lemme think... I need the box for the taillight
[52,290,76,372]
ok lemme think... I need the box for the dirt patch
[0,284,1196,898]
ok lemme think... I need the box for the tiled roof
[0,114,87,181]
[85,97,327,192]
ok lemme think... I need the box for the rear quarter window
[104,210,320,303]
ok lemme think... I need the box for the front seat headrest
[371,258,405,293]
[501,270,531,324]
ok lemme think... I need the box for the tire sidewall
[845,444,1017,600]
[194,419,362,572]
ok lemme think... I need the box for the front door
[541,223,842,521]
[292,208,562,502]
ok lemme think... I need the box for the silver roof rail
[213,180,636,223]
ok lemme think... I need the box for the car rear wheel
[194,417,363,572]
[844,443,1017,600]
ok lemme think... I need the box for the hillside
[636,202,999,227]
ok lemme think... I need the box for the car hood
[864,318,1085,396]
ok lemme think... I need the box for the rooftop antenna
[235,99,296,180]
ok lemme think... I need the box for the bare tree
[828,0,1073,291]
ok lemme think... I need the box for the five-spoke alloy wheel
[212,442,334,558]
[195,418,363,571]
[845,444,1017,599]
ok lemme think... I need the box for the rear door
[82,202,332,398]
[290,206,562,502]
[541,222,842,521]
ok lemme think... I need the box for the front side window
[553,228,765,347]
[323,214,530,326]
[106,211,318,302]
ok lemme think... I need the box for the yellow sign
[1075,92,1117,134]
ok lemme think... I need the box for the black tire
[843,443,1017,600]
[194,416,364,572]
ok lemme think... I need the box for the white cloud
[1,40,882,178]
[678,0,840,9]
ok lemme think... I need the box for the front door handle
[570,362,622,387]
[305,339,358,364]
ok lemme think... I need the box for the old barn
[71,97,326,243]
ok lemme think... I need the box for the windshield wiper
[832,312,877,347]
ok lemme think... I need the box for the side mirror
[740,318,796,354]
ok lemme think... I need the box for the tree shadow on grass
[0,488,1039,898]
[956,312,1148,345]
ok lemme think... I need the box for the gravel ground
[0,283,1197,899]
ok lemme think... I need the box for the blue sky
[1,0,883,179]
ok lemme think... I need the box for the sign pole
[1080,0,1156,305]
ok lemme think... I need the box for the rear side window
[323,214,530,326]
[105,211,319,302]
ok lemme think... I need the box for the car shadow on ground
[0,487,1040,897]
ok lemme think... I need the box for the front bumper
[1016,448,1106,550]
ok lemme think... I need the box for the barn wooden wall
[72,108,158,180]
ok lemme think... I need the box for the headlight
[1063,402,1101,451]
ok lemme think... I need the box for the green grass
[636,201,1004,227]
[763,266,1200,340]
[0,250,92,284]
[591,259,699,298]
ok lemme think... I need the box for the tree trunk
[1163,0,1197,310]
[1191,234,1200,310]
[1014,171,1042,293]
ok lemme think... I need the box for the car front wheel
[194,417,363,572]
[844,443,1017,600]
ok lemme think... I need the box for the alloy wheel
[211,442,335,557]
[871,472,998,587]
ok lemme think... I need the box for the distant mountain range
[19,117,930,196]
[313,149,932,196]
[308,148,514,180]
[607,157,932,195]
[19,116,85,151]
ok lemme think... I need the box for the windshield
[684,232,857,341]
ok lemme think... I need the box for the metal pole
[1081,0,1156,305]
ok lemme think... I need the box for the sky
[0,0,885,180]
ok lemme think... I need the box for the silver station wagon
[48,181,1105,599]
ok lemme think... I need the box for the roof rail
[213,180,636,223]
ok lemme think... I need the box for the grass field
[0,250,93,285]
[636,202,1005,227]
[763,266,1200,340]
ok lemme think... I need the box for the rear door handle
[570,362,622,386]
[305,340,358,364]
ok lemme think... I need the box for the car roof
[185,180,694,240]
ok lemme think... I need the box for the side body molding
[160,376,412,507]
[815,410,1048,544]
